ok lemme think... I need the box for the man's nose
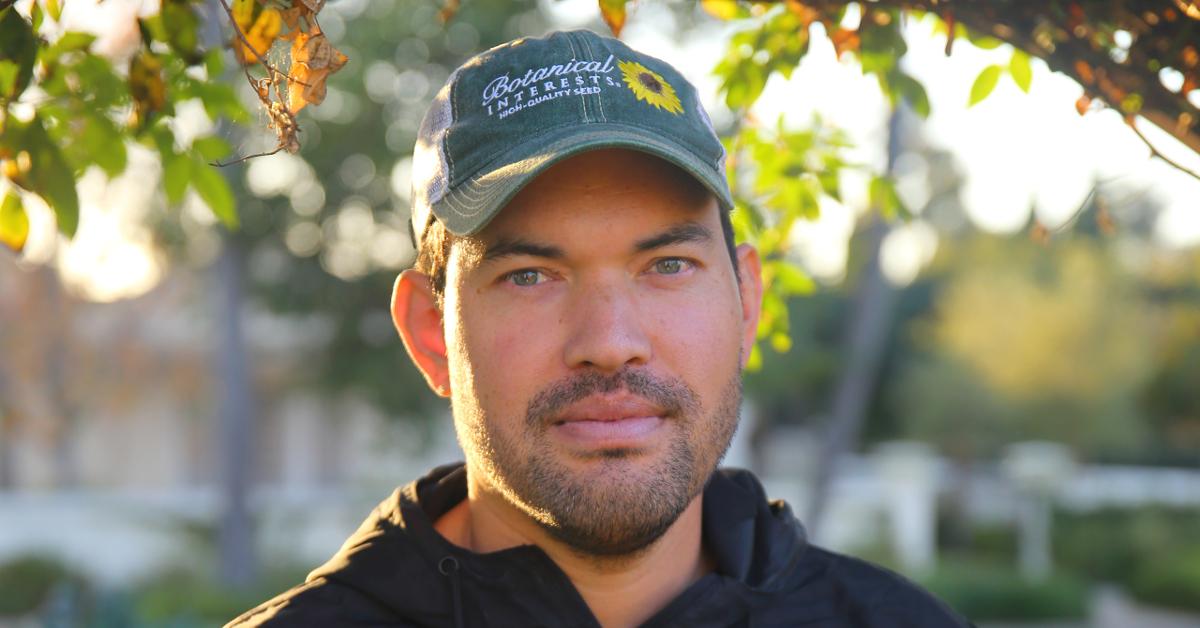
[562,276,652,372]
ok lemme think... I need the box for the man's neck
[433,478,712,628]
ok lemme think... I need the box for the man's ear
[392,269,451,397]
[734,244,763,369]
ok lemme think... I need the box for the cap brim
[430,122,733,236]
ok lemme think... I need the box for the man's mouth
[550,393,668,448]
[553,393,666,424]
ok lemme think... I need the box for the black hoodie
[227,464,972,627]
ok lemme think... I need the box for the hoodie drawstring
[438,556,465,628]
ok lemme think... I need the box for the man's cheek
[656,295,741,358]
[464,311,556,377]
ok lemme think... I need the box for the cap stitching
[580,34,607,123]
[566,33,590,124]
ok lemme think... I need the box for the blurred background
[2,0,1199,626]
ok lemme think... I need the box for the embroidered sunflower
[618,60,683,115]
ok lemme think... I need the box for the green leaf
[192,81,250,124]
[718,60,767,110]
[30,1,42,31]
[44,54,126,110]
[870,175,909,220]
[203,47,224,79]
[0,61,19,97]
[769,331,792,353]
[189,158,237,228]
[859,18,907,75]
[0,8,38,99]
[758,290,787,342]
[730,202,761,243]
[967,31,1004,50]
[0,191,29,252]
[714,10,811,111]
[45,0,63,22]
[81,114,127,177]
[139,15,169,47]
[968,64,1003,106]
[1010,49,1032,93]
[41,31,97,67]
[162,152,189,205]
[1,116,80,236]
[149,124,177,159]
[891,70,931,118]
[159,0,203,64]
[746,343,763,371]
[192,136,231,162]
[773,261,815,295]
[56,31,99,50]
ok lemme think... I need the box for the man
[229,30,970,627]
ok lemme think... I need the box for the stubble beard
[456,366,743,560]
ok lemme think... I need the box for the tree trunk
[0,373,16,489]
[805,111,904,537]
[199,0,258,587]
[44,269,79,488]
[215,238,257,586]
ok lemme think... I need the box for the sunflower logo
[618,60,683,115]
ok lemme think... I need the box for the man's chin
[537,494,686,559]
[520,455,702,558]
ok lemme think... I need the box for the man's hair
[415,206,739,308]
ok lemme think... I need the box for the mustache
[526,368,700,428]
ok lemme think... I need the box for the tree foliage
[604,1,1200,155]
[0,0,248,246]
[0,0,353,252]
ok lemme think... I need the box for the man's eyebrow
[481,237,566,262]
[633,222,713,253]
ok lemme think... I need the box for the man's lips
[552,393,667,424]
[550,394,668,447]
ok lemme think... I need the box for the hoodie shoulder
[223,576,407,627]
[226,470,466,627]
[804,546,973,627]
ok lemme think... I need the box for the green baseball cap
[410,29,733,245]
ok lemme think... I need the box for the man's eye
[653,258,690,275]
[506,269,545,286]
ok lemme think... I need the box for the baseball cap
[409,29,733,245]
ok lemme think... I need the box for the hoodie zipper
[438,556,465,628]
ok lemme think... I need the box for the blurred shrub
[1127,544,1200,612]
[1055,506,1200,579]
[920,561,1089,621]
[955,522,1018,565]
[134,565,311,625]
[1055,508,1146,581]
[0,554,87,616]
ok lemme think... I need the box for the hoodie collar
[308,463,809,619]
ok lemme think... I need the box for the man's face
[440,149,760,557]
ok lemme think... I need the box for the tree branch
[1127,116,1200,182]
[210,145,285,168]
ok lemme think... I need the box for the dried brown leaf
[287,31,347,112]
